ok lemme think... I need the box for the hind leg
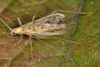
[29,36,33,59]
[51,10,91,14]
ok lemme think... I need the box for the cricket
[0,11,69,59]
[0,12,67,38]
[0,10,91,59]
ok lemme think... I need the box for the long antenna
[0,18,11,30]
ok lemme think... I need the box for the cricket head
[0,18,22,36]
[10,27,23,36]
[10,28,17,36]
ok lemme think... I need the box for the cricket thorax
[15,23,35,35]
[10,27,23,35]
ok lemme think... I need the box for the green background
[0,0,100,67]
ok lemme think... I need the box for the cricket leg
[29,36,33,59]
[15,16,23,42]
[52,36,81,44]
[50,10,91,20]
[33,36,63,54]
[17,17,22,26]
[11,34,23,49]
[52,10,91,14]
[11,18,23,49]
[17,18,23,44]
[32,15,35,21]
[17,34,23,44]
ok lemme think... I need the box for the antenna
[0,18,11,30]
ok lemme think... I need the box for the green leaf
[0,0,99,67]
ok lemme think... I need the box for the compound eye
[12,32,16,35]
[10,29,16,36]
[10,31,16,36]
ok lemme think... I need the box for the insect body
[2,13,67,38]
[0,10,92,38]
